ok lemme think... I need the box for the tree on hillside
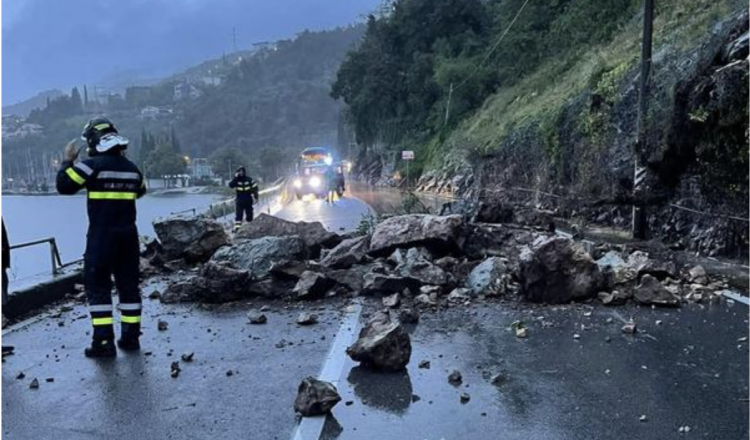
[145,142,187,186]
[259,147,284,181]
[170,126,182,153]
[70,87,83,114]
[209,146,248,182]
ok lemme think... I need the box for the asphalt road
[3,188,748,440]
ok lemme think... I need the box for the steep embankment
[416,0,748,258]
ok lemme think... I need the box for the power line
[456,0,532,90]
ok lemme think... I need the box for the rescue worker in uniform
[228,166,259,231]
[57,117,146,358]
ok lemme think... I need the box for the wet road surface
[323,301,749,440]
[2,282,347,440]
[275,194,373,232]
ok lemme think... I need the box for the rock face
[368,214,463,256]
[294,271,334,299]
[294,377,342,416]
[320,236,370,269]
[634,274,680,307]
[465,257,510,296]
[519,237,603,304]
[210,236,305,279]
[235,214,340,257]
[153,217,229,263]
[346,311,412,371]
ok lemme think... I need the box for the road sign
[402,150,415,161]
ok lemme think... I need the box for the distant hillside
[2,89,64,117]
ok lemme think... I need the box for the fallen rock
[296,312,318,326]
[596,251,637,286]
[294,271,334,299]
[597,290,631,306]
[153,217,229,263]
[29,378,39,389]
[415,293,436,306]
[170,361,181,378]
[210,236,306,279]
[326,266,368,293]
[465,257,510,297]
[460,392,471,403]
[320,236,370,269]
[248,312,267,324]
[688,265,709,285]
[461,223,537,263]
[198,262,252,303]
[382,293,401,308]
[369,214,463,256]
[363,273,419,295]
[418,360,431,369]
[235,214,340,258]
[634,274,680,307]
[473,199,514,224]
[181,352,195,362]
[621,321,637,334]
[157,320,169,331]
[448,370,463,385]
[519,237,603,304]
[269,260,311,280]
[396,248,449,286]
[294,377,342,416]
[346,311,412,371]
[398,308,420,324]
[447,288,471,303]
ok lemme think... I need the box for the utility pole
[632,0,654,240]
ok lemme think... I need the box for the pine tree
[170,126,182,153]
[83,85,89,108]
[70,87,83,114]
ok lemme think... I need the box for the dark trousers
[235,199,254,224]
[84,226,141,340]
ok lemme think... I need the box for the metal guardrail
[8,237,75,276]
[204,179,287,220]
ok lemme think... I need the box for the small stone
[16,372,25,380]
[573,333,581,340]
[181,352,195,362]
[411,394,421,403]
[226,370,234,377]
[148,290,162,300]
[460,392,471,403]
[248,313,267,324]
[418,360,431,369]
[345,400,354,406]
[621,321,637,334]
[45,377,54,383]
[448,370,463,385]
[158,320,169,331]
[296,313,318,326]
[490,373,506,386]
[29,378,39,389]
[639,415,648,422]
[170,361,181,378]
[656,320,663,326]
[398,308,419,324]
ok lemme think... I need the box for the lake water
[2,192,223,288]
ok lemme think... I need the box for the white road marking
[721,290,750,306]
[291,301,362,440]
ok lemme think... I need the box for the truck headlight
[293,179,302,188]
[310,176,321,188]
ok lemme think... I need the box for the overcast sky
[2,0,381,104]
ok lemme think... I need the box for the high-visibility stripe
[89,304,113,313]
[92,317,114,326]
[75,162,94,176]
[118,303,142,311]
[121,316,141,324]
[94,123,111,131]
[65,167,86,185]
[88,191,137,200]
[98,171,141,180]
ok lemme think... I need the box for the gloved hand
[63,139,79,162]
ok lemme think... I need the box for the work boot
[117,336,140,351]
[84,338,116,358]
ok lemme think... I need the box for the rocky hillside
[337,0,748,259]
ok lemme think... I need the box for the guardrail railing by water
[8,237,80,276]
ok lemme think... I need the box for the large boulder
[320,236,370,269]
[519,237,603,304]
[327,265,369,293]
[153,217,229,263]
[395,248,449,286]
[294,271,335,299]
[634,274,680,307]
[363,273,419,295]
[294,377,342,416]
[461,223,537,266]
[235,214,340,257]
[161,262,251,303]
[368,214,463,256]
[346,311,411,371]
[472,199,514,224]
[210,236,305,279]
[465,257,510,297]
